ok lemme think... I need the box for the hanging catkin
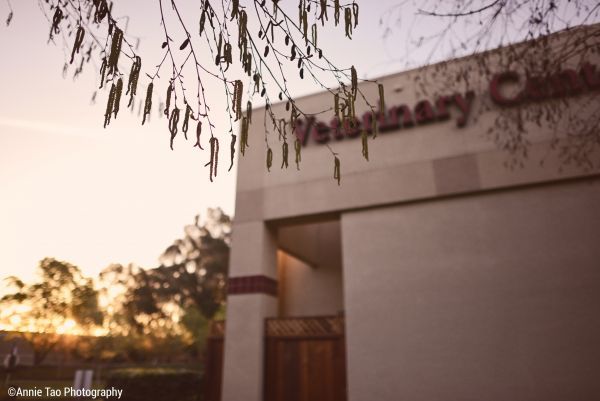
[378,83,385,113]
[224,42,233,66]
[169,108,180,150]
[199,9,206,35]
[113,78,123,118]
[127,56,142,107]
[49,7,63,40]
[243,54,252,76]
[266,147,273,171]
[164,83,173,117]
[182,105,192,139]
[302,9,308,44]
[229,134,237,171]
[107,27,123,75]
[237,10,247,44]
[333,156,341,185]
[294,139,302,170]
[319,0,328,23]
[350,66,357,100]
[281,141,289,169]
[99,58,107,89]
[240,117,249,156]
[216,33,223,65]
[142,82,153,125]
[194,121,204,149]
[290,104,298,130]
[344,8,353,38]
[230,0,239,20]
[209,137,219,182]
[246,101,252,123]
[104,83,116,128]
[233,80,243,121]
[93,0,108,23]
[70,26,85,64]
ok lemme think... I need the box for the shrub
[105,368,202,401]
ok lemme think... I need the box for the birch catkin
[233,80,243,121]
[266,147,273,171]
[104,83,116,128]
[209,137,219,182]
[112,78,123,118]
[294,139,302,170]
[281,141,289,169]
[142,82,153,125]
[70,26,85,65]
[107,27,123,75]
[164,83,173,117]
[344,8,352,38]
[240,117,249,156]
[194,121,204,149]
[378,83,385,113]
[246,101,252,123]
[182,105,192,139]
[351,66,357,100]
[169,108,180,150]
[127,56,142,107]
[229,135,237,171]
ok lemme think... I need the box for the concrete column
[221,220,278,401]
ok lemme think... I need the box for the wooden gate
[264,316,347,401]
[204,320,225,401]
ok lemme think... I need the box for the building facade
[219,24,600,401]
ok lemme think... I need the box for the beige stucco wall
[341,178,600,401]
[223,24,600,401]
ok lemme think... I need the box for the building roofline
[251,22,600,113]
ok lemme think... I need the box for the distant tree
[94,209,230,361]
[180,305,211,358]
[153,208,230,318]
[1,258,103,365]
[98,262,165,336]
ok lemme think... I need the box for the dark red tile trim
[227,275,278,297]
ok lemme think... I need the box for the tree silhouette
[92,209,231,361]
[1,258,103,365]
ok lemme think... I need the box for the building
[215,24,600,401]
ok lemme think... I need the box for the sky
[0,0,414,289]
[1,0,596,290]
